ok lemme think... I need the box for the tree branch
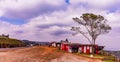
[77,30,92,44]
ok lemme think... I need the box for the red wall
[61,43,68,52]
[86,46,90,54]
[61,43,100,54]
[81,46,84,53]
[95,46,99,54]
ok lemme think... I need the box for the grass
[52,47,116,62]
[0,37,23,45]
[74,53,115,62]
[102,55,115,62]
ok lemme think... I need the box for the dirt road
[0,46,102,62]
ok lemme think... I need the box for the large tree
[71,13,111,55]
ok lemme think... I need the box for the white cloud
[0,10,3,17]
[105,11,120,27]
[0,0,65,9]
[0,20,20,35]
[21,6,106,40]
[69,0,120,9]
[0,0,66,19]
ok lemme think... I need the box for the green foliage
[0,37,23,45]
[76,53,115,62]
[102,55,115,62]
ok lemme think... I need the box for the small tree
[71,13,111,55]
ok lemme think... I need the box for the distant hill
[22,40,50,46]
[0,37,25,48]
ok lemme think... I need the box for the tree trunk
[91,39,96,56]
[92,44,95,54]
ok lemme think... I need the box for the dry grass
[74,53,115,62]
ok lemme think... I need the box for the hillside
[0,46,102,62]
[0,37,24,48]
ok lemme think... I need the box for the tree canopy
[71,13,111,54]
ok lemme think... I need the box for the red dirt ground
[0,46,102,62]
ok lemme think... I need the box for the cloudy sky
[0,0,120,51]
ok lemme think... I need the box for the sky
[0,0,120,51]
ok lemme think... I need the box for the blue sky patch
[0,17,25,25]
[65,0,69,4]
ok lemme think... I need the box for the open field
[0,46,103,62]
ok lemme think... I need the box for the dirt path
[0,46,102,62]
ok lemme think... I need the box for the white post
[84,46,86,53]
